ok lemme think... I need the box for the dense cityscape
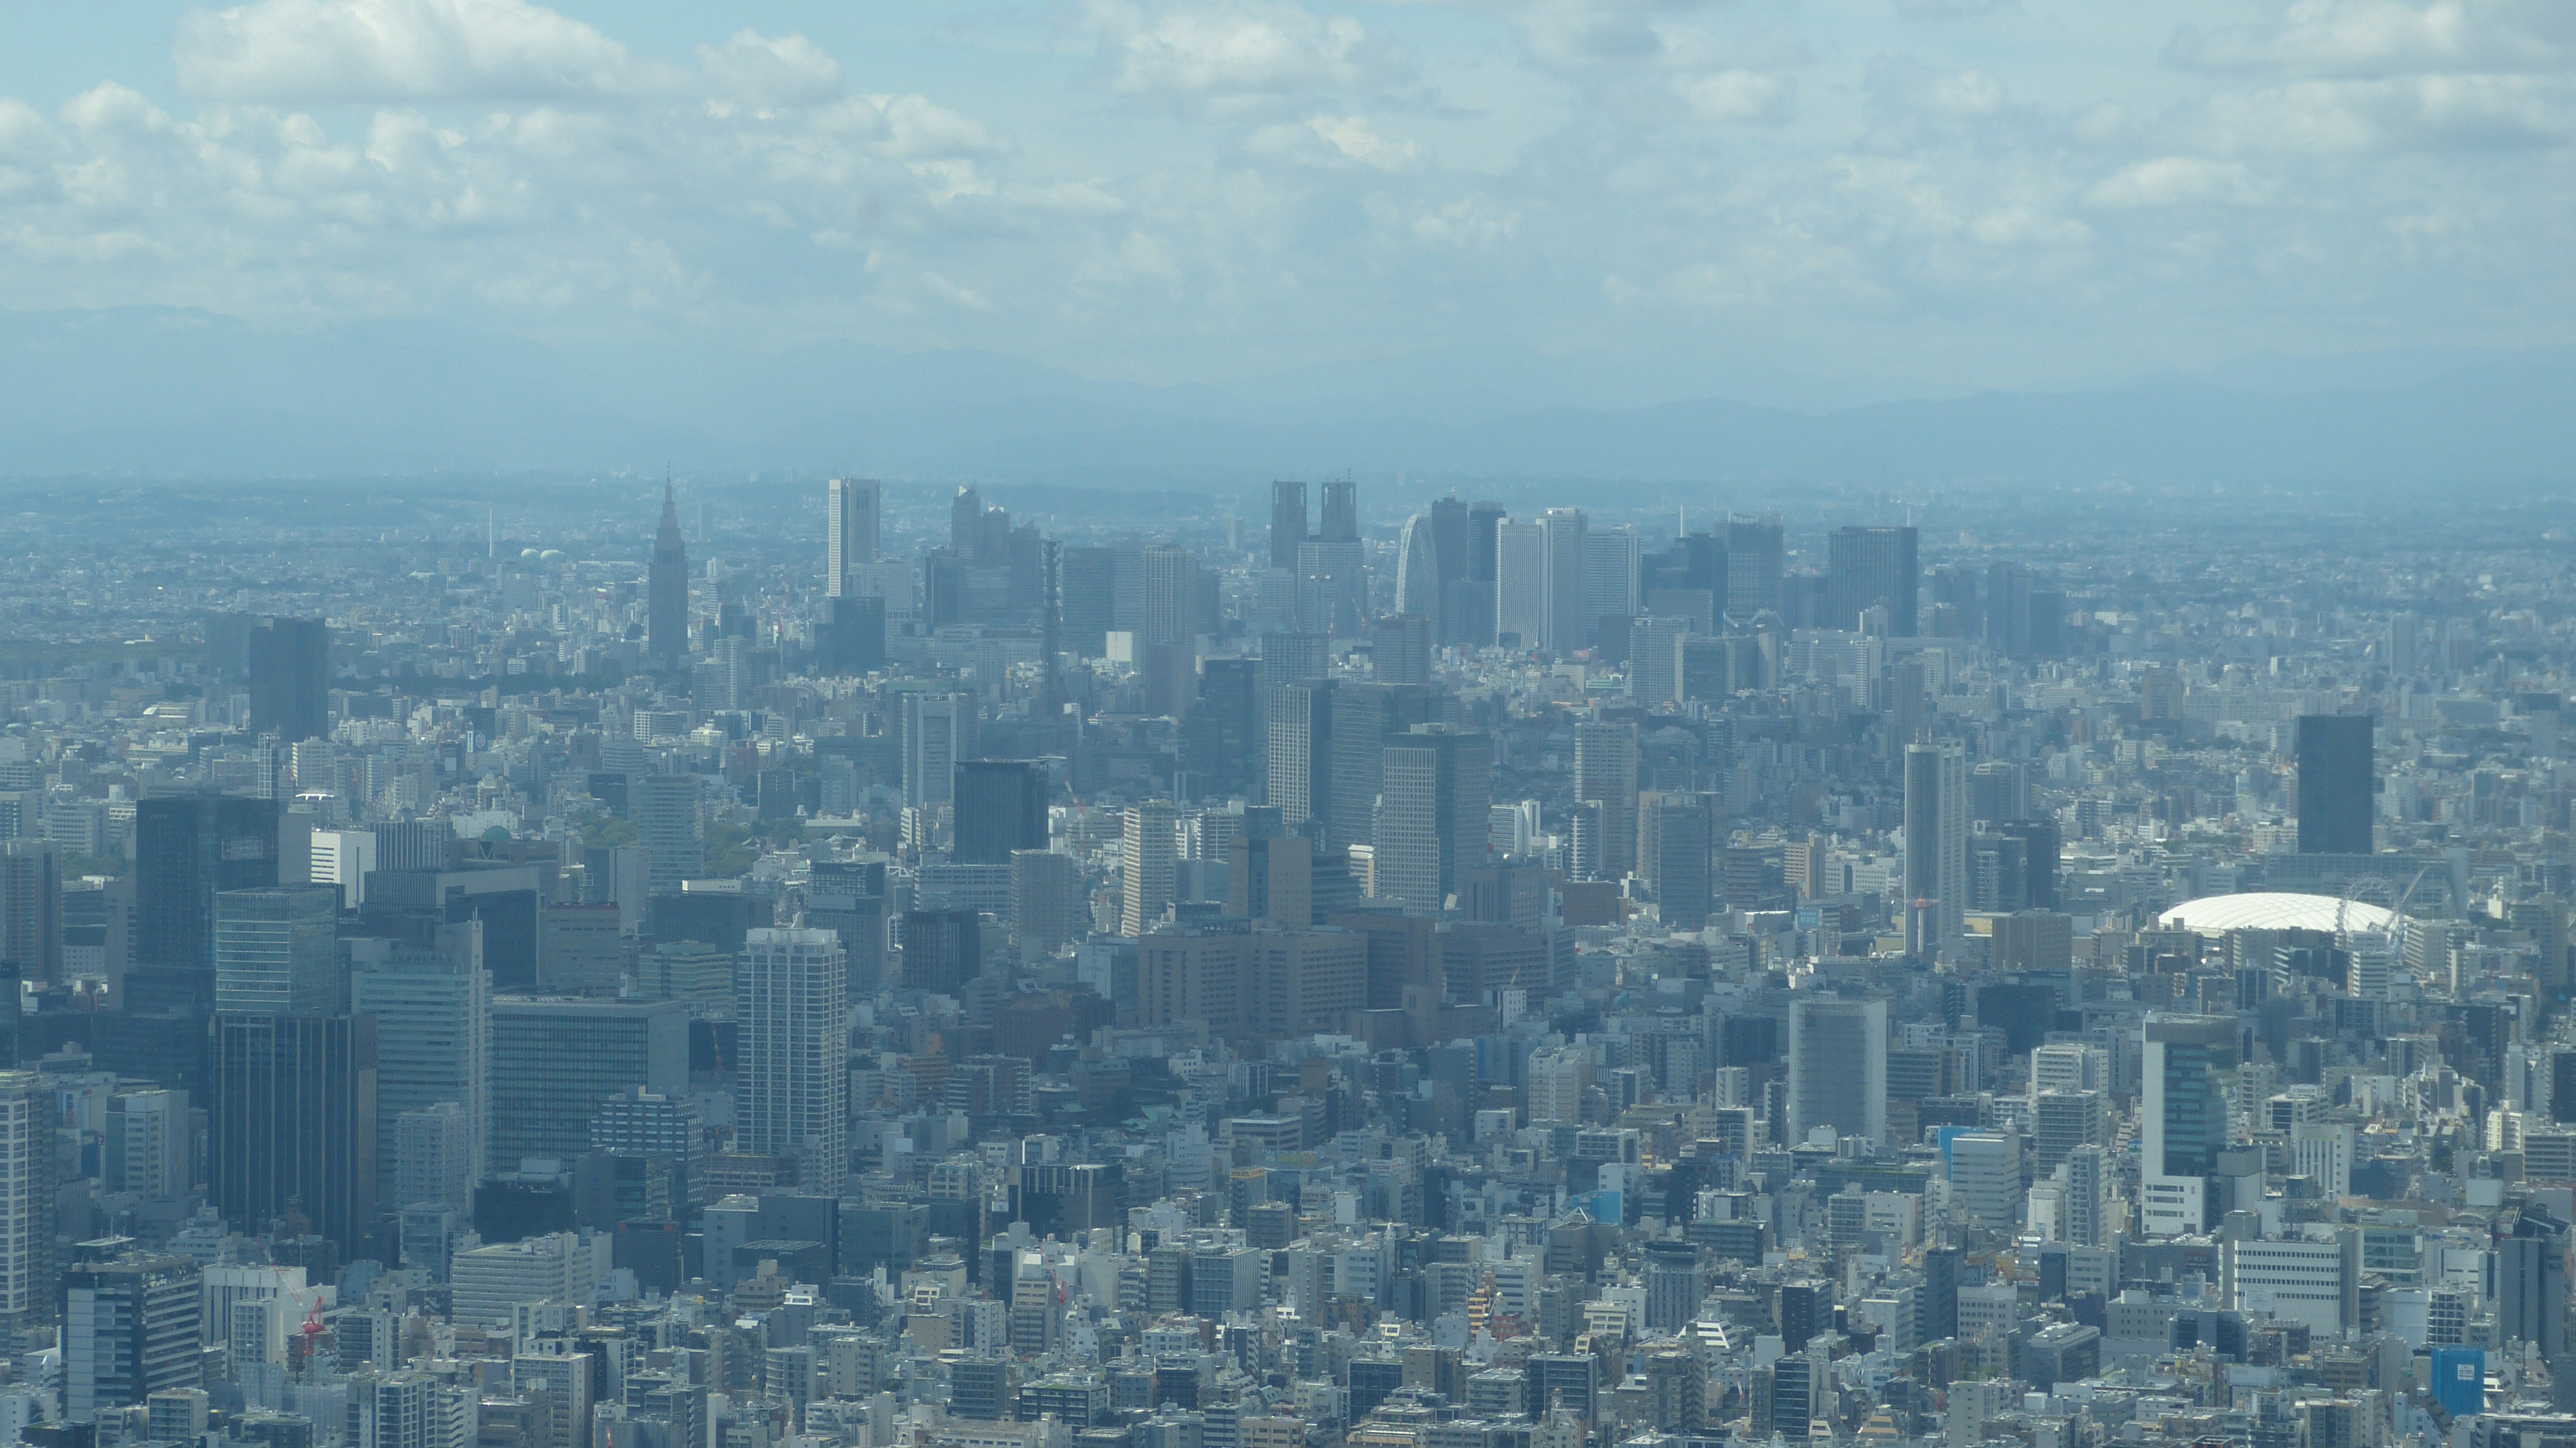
[0,469,2570,1448]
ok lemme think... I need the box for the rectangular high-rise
[1725,514,1783,619]
[248,616,331,744]
[1267,681,1334,830]
[826,477,880,596]
[488,998,688,1170]
[133,793,281,1016]
[1786,997,1886,1147]
[902,694,969,812]
[349,922,490,1211]
[0,840,62,986]
[1540,509,1587,656]
[1638,792,1713,931]
[2295,714,2375,854]
[1121,802,1177,937]
[1902,742,1967,953]
[630,775,704,894]
[2141,1015,2240,1237]
[1493,519,1547,650]
[209,1014,379,1251]
[0,1072,57,1332]
[213,884,342,1017]
[953,761,1048,866]
[737,929,849,1181]
[1329,684,1442,853]
[1373,728,1492,913]
[64,1254,202,1420]
[1574,720,1639,881]
[1824,526,1918,636]
[1269,481,1309,571]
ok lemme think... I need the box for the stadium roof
[2157,892,2399,935]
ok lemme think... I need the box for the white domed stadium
[2157,892,2401,935]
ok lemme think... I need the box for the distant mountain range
[1,305,2569,490]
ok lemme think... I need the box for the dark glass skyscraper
[1725,513,1783,619]
[1823,526,1918,636]
[247,616,330,743]
[2295,714,2375,854]
[648,482,688,665]
[209,1013,379,1250]
[132,793,281,1016]
[953,761,1049,866]
[1269,481,1307,571]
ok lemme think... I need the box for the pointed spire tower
[648,480,689,665]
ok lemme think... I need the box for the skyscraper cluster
[0,466,2557,1448]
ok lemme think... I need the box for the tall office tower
[213,884,341,1017]
[1968,759,2029,821]
[899,908,982,993]
[106,1089,189,1200]
[954,761,1048,866]
[1374,615,1432,686]
[818,596,887,674]
[902,694,969,812]
[1186,658,1262,801]
[1394,515,1441,632]
[0,839,62,985]
[247,617,332,744]
[1329,683,1443,853]
[2499,1231,2570,1357]
[2295,714,2375,854]
[1269,481,1309,571]
[1902,741,1968,953]
[1999,820,2061,909]
[1493,519,1548,649]
[0,1072,57,1332]
[1725,513,1784,618]
[1540,509,1588,656]
[1786,996,1888,1146]
[1228,833,1314,928]
[647,483,688,665]
[1638,792,1713,931]
[133,792,281,1016]
[1824,526,1919,636]
[630,774,703,893]
[1267,681,1334,831]
[209,1014,379,1250]
[1580,525,1640,643]
[1121,801,1179,935]
[949,484,983,556]
[1426,497,1469,641]
[2387,612,2419,676]
[1320,477,1359,541]
[2060,1144,2111,1248]
[1374,727,1492,913]
[2141,1014,2241,1237]
[350,922,489,1206]
[1298,535,1368,638]
[737,928,850,1179]
[2032,1088,2108,1174]
[1058,545,1117,656]
[1446,500,1503,647]
[309,829,376,910]
[537,903,625,995]
[64,1254,203,1420]
[1141,544,1202,645]
[1010,850,1084,962]
[1630,617,1688,707]
[489,998,687,1168]
[826,477,881,595]
[1573,719,1640,880]
[1258,632,1329,697]
[395,1102,477,1214]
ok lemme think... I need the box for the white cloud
[1307,114,1419,168]
[2086,157,2263,208]
[697,31,843,110]
[2168,0,2574,79]
[174,0,683,104]
[1685,70,1792,123]
[1088,0,1406,116]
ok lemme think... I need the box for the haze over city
[3,7,2576,1448]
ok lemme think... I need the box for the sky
[0,0,2570,405]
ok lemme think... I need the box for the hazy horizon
[2,0,2570,445]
